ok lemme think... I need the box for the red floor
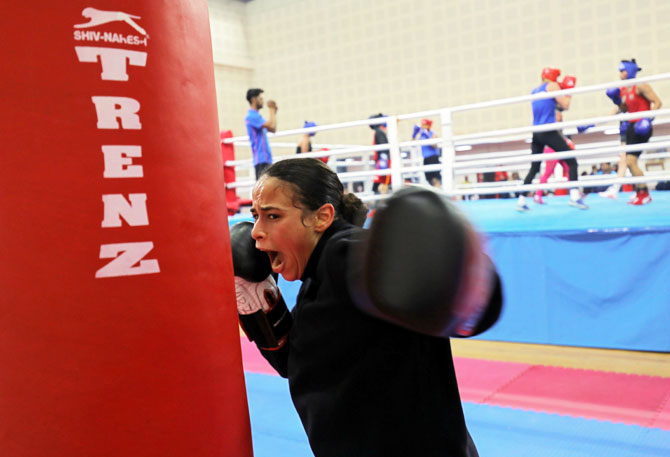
[240,338,670,430]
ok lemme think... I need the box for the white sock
[570,189,581,201]
[518,195,526,206]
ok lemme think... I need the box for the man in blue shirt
[245,88,277,179]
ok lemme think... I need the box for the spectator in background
[297,120,330,164]
[369,113,391,194]
[245,88,277,179]
[412,119,441,187]
[297,121,317,154]
[592,162,615,194]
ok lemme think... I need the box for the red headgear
[421,118,433,128]
[541,67,561,82]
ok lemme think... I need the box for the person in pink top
[534,137,574,204]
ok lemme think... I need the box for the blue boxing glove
[412,124,421,139]
[577,124,595,133]
[634,118,652,136]
[606,88,622,105]
[377,151,390,169]
[620,120,630,136]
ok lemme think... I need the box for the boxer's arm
[263,100,278,132]
[346,187,502,338]
[548,81,571,111]
[230,221,292,377]
[638,84,662,110]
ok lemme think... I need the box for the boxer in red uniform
[604,59,662,205]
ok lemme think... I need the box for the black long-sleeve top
[260,219,502,457]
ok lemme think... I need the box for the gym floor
[242,338,670,456]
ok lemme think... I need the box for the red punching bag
[0,2,252,457]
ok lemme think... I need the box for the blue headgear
[618,59,641,79]
[303,121,317,136]
[369,113,387,130]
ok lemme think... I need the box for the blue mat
[245,372,670,457]
[456,191,670,234]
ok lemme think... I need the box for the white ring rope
[224,72,670,199]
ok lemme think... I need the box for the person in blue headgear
[601,59,663,205]
[297,121,317,154]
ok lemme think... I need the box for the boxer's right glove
[606,88,622,106]
[634,118,652,136]
[349,187,499,338]
[230,221,292,350]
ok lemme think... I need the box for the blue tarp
[229,191,670,352]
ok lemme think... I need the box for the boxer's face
[250,176,321,281]
[619,70,628,80]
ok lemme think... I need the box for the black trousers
[524,130,578,185]
[423,154,441,183]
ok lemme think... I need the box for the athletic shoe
[533,194,545,205]
[568,198,589,210]
[516,203,530,212]
[598,186,618,199]
[628,190,652,206]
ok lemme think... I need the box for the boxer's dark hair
[246,88,264,104]
[263,158,367,225]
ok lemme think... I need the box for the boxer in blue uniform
[517,68,587,211]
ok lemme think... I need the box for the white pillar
[386,115,403,190]
[440,108,456,194]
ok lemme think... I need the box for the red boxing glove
[559,75,577,90]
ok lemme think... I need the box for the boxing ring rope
[223,72,670,203]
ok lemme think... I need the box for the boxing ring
[225,73,670,457]
[225,72,670,353]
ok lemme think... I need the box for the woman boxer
[232,158,502,457]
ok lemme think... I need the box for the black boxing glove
[349,187,499,338]
[230,221,292,350]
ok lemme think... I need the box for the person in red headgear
[412,118,441,187]
[517,67,586,211]
[600,59,663,205]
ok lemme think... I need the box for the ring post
[386,115,403,190]
[440,108,456,194]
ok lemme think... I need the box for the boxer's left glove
[230,221,292,350]
[559,75,576,90]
